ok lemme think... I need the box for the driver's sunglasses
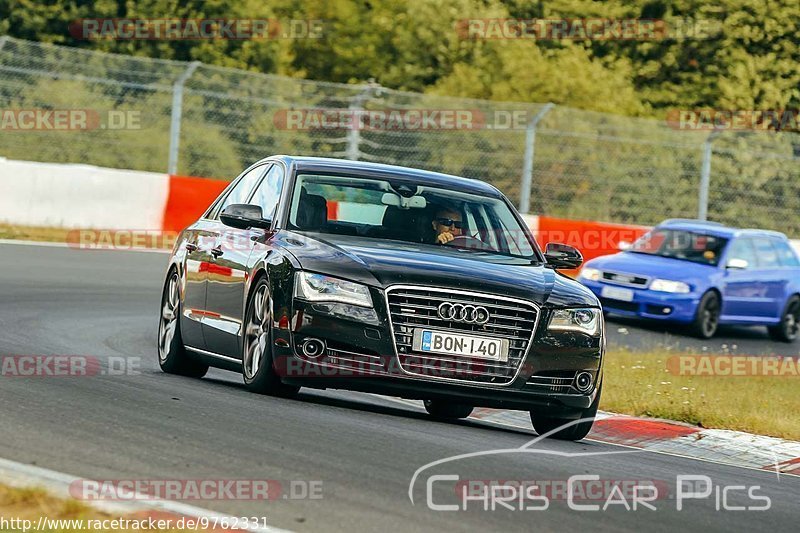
[436,217,463,229]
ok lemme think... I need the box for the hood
[586,251,718,280]
[277,231,598,308]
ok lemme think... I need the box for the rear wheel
[530,385,601,441]
[768,296,800,343]
[242,278,299,397]
[423,400,473,420]
[158,270,208,378]
[690,291,720,339]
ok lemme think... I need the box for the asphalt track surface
[0,243,798,532]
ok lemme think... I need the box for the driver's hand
[436,232,455,245]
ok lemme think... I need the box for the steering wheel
[448,235,490,251]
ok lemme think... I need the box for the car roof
[263,155,504,198]
[656,219,788,240]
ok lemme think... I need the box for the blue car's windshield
[630,229,728,266]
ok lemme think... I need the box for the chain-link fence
[1,36,798,235]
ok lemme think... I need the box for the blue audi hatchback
[579,219,800,340]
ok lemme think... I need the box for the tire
[242,277,299,397]
[158,269,209,378]
[423,399,473,420]
[689,291,721,339]
[768,296,800,343]
[530,385,601,441]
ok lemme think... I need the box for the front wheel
[242,278,299,397]
[423,400,473,419]
[689,291,720,339]
[768,296,800,343]
[158,270,208,378]
[530,385,601,441]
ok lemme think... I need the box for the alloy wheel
[244,284,270,379]
[158,272,180,362]
[785,300,799,340]
[701,295,720,337]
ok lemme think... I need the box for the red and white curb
[0,457,291,533]
[387,398,800,476]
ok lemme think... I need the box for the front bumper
[581,279,700,323]
[271,296,603,416]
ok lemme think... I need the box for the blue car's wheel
[690,291,720,339]
[769,296,800,343]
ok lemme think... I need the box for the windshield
[630,228,728,266]
[287,173,539,260]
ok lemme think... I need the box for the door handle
[210,247,223,258]
[185,243,198,253]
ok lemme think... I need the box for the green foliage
[3,0,799,116]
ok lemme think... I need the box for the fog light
[575,371,593,393]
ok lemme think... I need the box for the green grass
[602,349,800,440]
[0,484,186,532]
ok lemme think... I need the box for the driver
[431,207,463,245]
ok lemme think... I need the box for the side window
[726,238,758,267]
[752,238,781,268]
[248,164,285,220]
[211,164,268,220]
[772,240,800,267]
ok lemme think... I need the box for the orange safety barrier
[533,216,651,276]
[163,175,228,232]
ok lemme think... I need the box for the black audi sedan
[158,156,604,440]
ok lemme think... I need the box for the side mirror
[726,258,749,270]
[544,242,583,269]
[220,204,271,230]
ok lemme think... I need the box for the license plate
[412,329,509,362]
[601,286,635,302]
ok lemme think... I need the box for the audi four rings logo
[437,302,491,325]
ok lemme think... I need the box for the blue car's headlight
[294,272,374,308]
[650,279,691,294]
[579,267,601,281]
[548,308,602,336]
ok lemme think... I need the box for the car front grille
[385,286,539,384]
[601,271,649,287]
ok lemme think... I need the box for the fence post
[0,36,9,52]
[698,130,720,221]
[346,82,381,161]
[167,61,201,175]
[519,103,555,214]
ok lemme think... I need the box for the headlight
[294,272,373,308]
[579,267,601,281]
[548,308,602,336]
[650,279,691,294]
